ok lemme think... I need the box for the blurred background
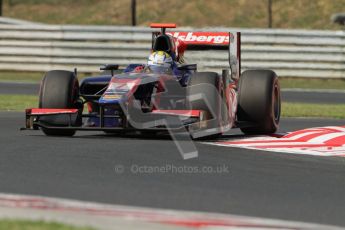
[1,0,344,29]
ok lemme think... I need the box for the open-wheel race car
[23,23,281,139]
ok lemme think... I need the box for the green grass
[1,94,345,119]
[2,0,345,30]
[0,219,94,230]
[0,94,37,111]
[279,77,345,90]
[0,72,44,83]
[282,102,345,119]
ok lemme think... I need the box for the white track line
[206,125,345,157]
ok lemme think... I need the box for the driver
[147,51,175,74]
[146,51,192,86]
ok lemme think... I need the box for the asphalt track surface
[0,82,39,95]
[282,89,345,104]
[1,112,345,227]
[1,81,345,104]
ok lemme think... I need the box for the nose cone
[99,77,140,104]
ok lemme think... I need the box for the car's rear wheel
[237,69,280,134]
[39,70,80,136]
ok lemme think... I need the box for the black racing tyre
[187,72,223,138]
[237,69,280,134]
[39,70,79,136]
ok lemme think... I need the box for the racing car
[23,23,281,139]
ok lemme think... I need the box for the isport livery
[23,23,281,139]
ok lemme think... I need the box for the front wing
[22,108,209,132]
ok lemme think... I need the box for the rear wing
[168,31,241,80]
[150,24,241,80]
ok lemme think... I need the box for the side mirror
[100,64,119,76]
[177,64,197,71]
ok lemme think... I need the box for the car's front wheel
[187,72,224,138]
[39,70,80,136]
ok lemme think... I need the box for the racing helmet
[147,51,173,67]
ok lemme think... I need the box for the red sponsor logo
[167,32,230,45]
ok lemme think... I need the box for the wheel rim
[273,82,281,123]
